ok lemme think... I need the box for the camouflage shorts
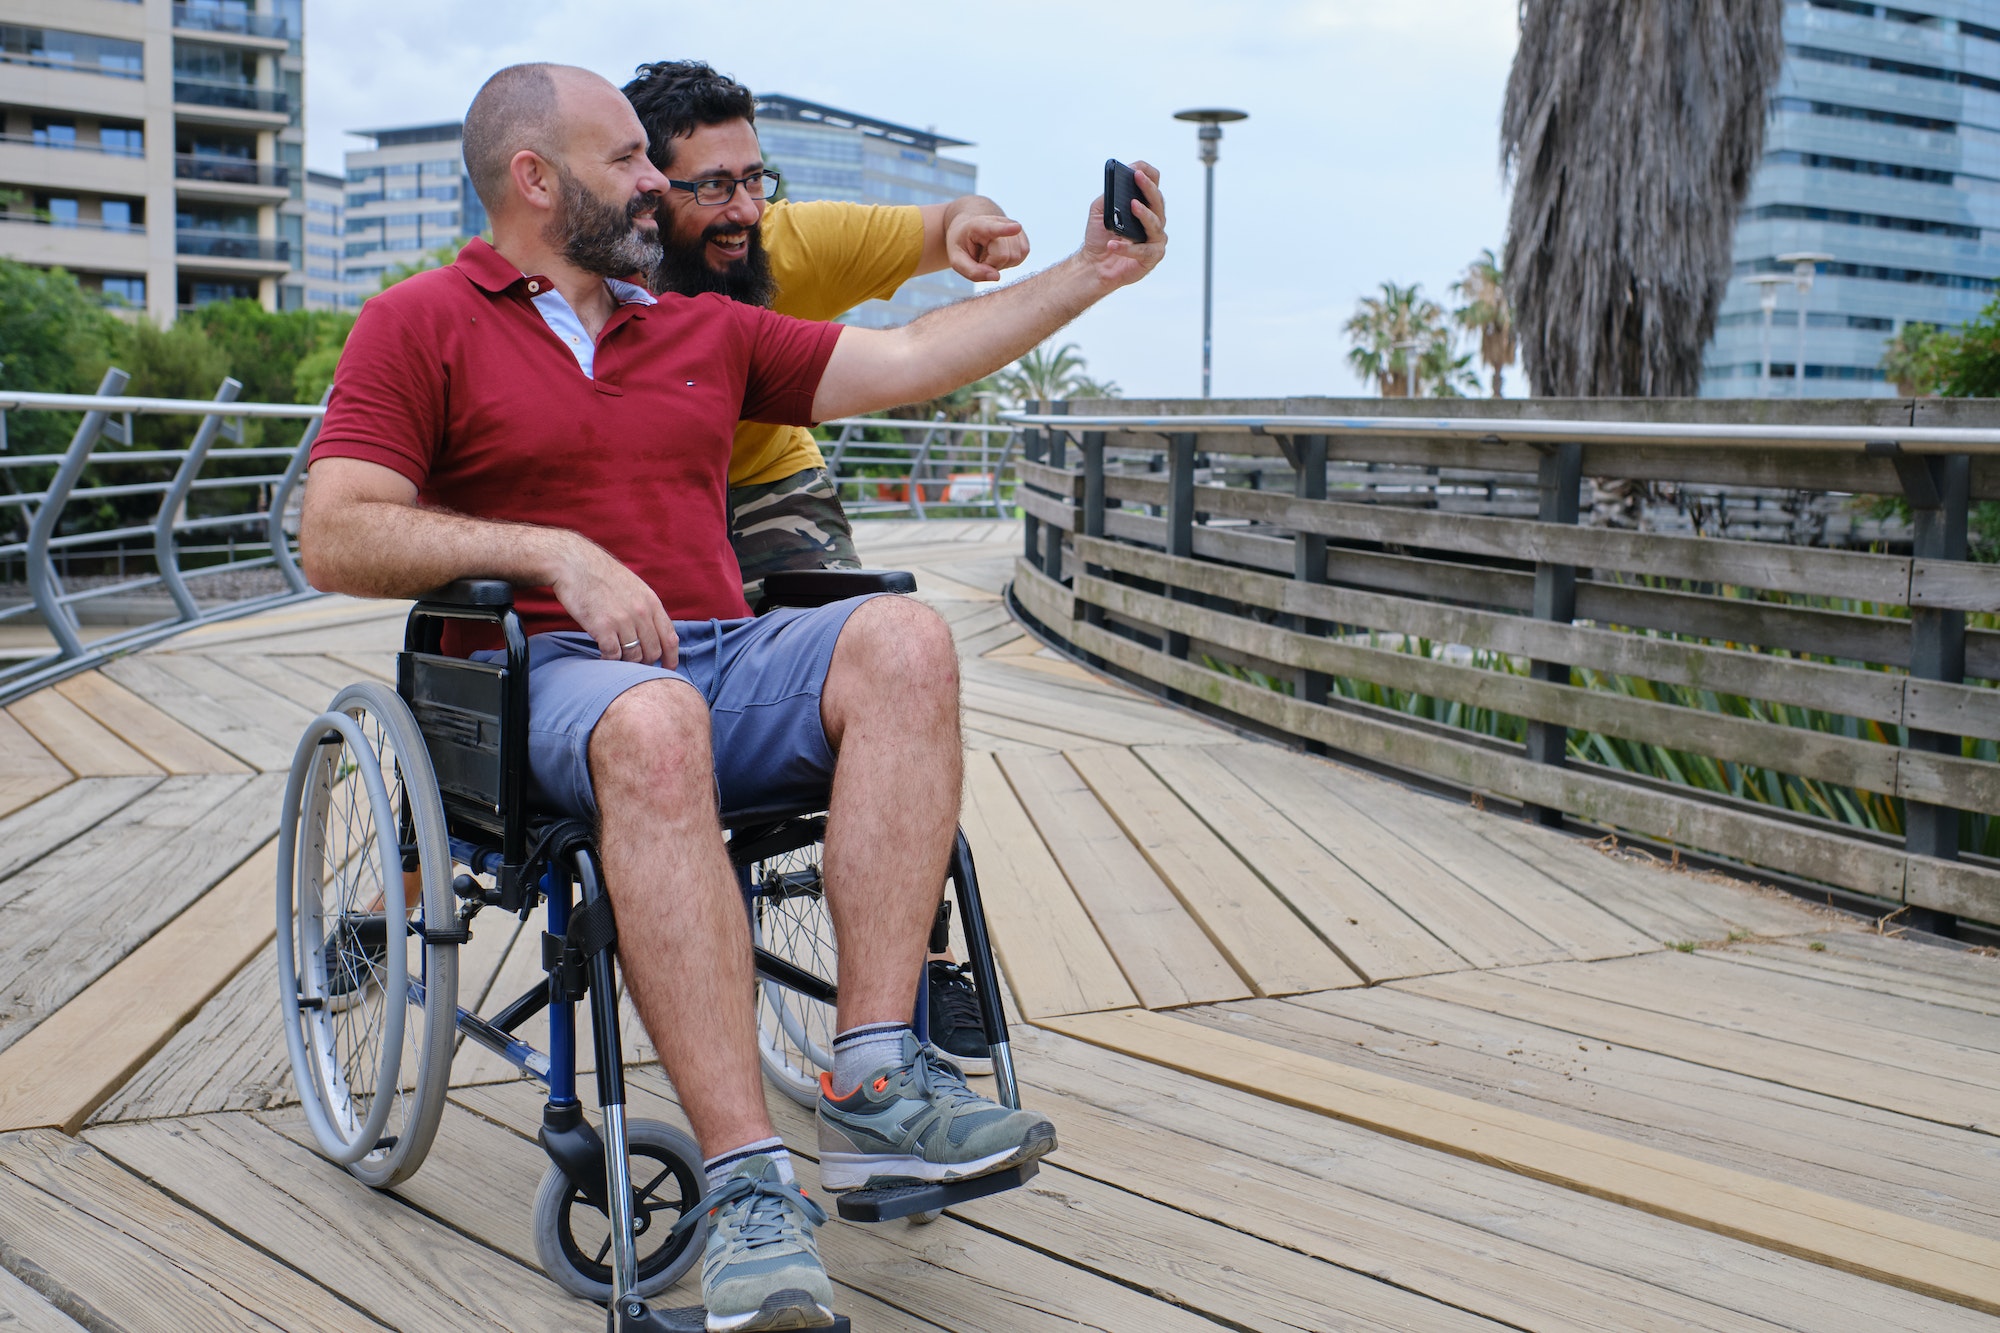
[729,467,861,598]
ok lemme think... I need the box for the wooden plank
[91,946,290,1125]
[0,775,159,883]
[1717,935,2000,1016]
[959,706,1123,751]
[7,689,160,777]
[323,650,395,683]
[955,751,1138,1018]
[161,594,406,650]
[995,751,1250,1009]
[103,655,309,771]
[204,652,342,713]
[0,1265,88,1333]
[1013,1023,1990,1333]
[0,709,68,819]
[1399,967,1995,1133]
[448,921,548,1087]
[85,1115,598,1332]
[261,652,371,694]
[960,677,1223,748]
[0,773,279,1056]
[1079,535,1922,731]
[0,838,277,1133]
[1203,988,2000,1241]
[1136,744,1466,981]
[1213,744,1658,962]
[1054,604,1922,908]
[1496,950,2000,1086]
[1040,1007,2000,1317]
[1064,746,1363,997]
[51,670,249,774]
[0,1129,384,1333]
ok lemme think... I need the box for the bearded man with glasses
[623,62,1028,600]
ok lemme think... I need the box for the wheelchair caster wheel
[533,1117,705,1302]
[907,1208,941,1225]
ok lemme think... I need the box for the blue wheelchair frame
[398,574,1028,1330]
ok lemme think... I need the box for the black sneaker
[320,916,389,1012]
[924,960,993,1076]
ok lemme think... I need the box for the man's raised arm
[813,163,1165,421]
[915,194,1030,284]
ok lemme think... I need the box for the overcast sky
[304,0,1521,400]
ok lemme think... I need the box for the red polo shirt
[309,238,843,647]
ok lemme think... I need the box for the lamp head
[1175,108,1247,167]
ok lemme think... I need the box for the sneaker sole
[706,1289,835,1331]
[818,1122,1056,1192]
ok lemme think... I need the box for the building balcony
[173,154,289,203]
[0,138,147,195]
[176,230,288,264]
[170,4,291,48]
[171,80,291,129]
[0,214,149,271]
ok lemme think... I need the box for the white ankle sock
[704,1137,793,1190]
[831,1022,909,1095]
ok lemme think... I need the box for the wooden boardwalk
[2,520,1998,1331]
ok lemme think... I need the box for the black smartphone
[1103,159,1148,242]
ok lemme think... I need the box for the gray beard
[550,168,664,278]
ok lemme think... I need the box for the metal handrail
[0,377,325,702]
[1000,409,2000,455]
[817,416,1022,519]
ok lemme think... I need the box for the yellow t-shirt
[729,199,925,488]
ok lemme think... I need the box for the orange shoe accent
[872,1077,888,1093]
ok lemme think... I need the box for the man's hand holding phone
[1084,159,1166,289]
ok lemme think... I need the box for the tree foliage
[1343,282,1470,397]
[1450,248,1516,398]
[1876,321,1949,398]
[994,341,1119,407]
[1502,0,1784,395]
[0,260,116,452]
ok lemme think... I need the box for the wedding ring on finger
[620,639,642,651]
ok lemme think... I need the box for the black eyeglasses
[667,170,781,206]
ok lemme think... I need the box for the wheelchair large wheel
[747,829,837,1108]
[276,681,458,1188]
[532,1117,704,1302]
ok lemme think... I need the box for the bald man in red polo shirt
[301,63,1163,1331]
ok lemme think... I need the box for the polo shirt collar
[452,236,657,307]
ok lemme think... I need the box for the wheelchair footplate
[611,1300,850,1331]
[834,1161,1039,1223]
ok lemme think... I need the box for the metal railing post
[1042,401,1069,580]
[25,368,129,660]
[1898,449,1972,935]
[1524,440,1583,826]
[268,388,328,594]
[155,377,243,621]
[1294,433,1330,710]
[1165,431,1197,668]
[1020,413,1044,563]
[988,427,1017,519]
[908,413,942,520]
[1080,431,1106,629]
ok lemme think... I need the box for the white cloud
[304,0,1519,397]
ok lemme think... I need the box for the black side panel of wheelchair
[620,1307,849,1332]
[399,651,507,827]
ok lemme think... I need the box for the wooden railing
[1002,398,2000,934]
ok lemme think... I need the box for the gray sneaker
[669,1156,833,1331]
[816,1032,1056,1192]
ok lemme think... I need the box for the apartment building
[1705,0,2000,396]
[753,94,979,328]
[339,121,483,304]
[300,163,340,308]
[0,0,302,323]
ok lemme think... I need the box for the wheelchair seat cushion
[469,596,890,822]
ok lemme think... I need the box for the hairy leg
[590,677,772,1157]
[818,596,963,1033]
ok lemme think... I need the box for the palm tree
[1502,1,1784,396]
[1343,282,1458,397]
[1451,249,1515,398]
[995,341,1120,406]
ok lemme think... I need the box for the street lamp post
[1174,107,1247,398]
[1745,274,1790,399]
[1777,251,1833,397]
[1392,338,1424,399]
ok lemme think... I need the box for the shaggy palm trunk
[1502,0,1784,397]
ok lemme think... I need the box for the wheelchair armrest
[414,579,515,612]
[758,568,916,613]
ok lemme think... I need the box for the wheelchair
[274,569,1031,1332]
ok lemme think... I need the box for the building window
[0,26,144,78]
[100,124,143,157]
[173,41,257,87]
[100,200,136,231]
[99,275,145,306]
[41,196,78,227]
[280,283,305,311]
[183,279,257,308]
[31,117,75,149]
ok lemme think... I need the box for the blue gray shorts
[472,595,882,822]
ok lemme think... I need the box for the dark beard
[651,217,778,306]
[550,167,663,278]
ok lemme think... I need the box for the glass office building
[1703,0,2000,397]
[338,121,485,306]
[754,94,978,329]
